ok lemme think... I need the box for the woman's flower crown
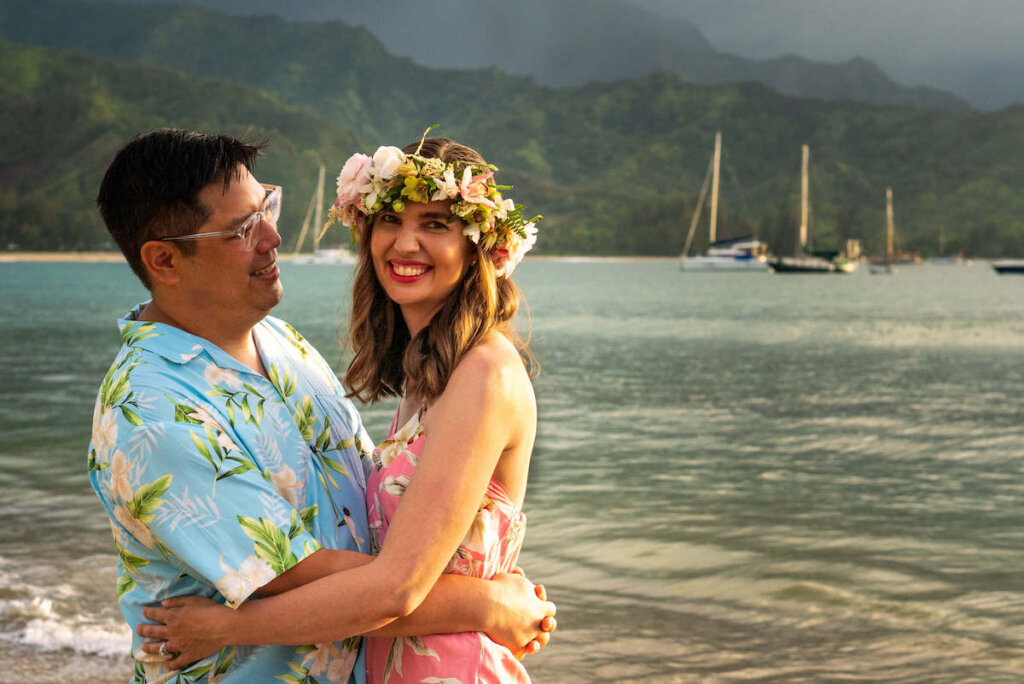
[322,134,540,277]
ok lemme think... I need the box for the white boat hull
[679,256,771,271]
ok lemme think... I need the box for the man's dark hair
[96,129,265,288]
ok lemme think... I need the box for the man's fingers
[138,639,165,654]
[136,623,169,640]
[141,606,171,624]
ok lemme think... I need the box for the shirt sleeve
[116,420,322,608]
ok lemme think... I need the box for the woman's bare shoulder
[455,333,529,382]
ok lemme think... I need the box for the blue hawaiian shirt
[88,303,372,683]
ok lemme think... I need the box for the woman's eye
[379,214,399,224]
[426,222,449,231]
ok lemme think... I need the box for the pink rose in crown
[459,167,498,209]
[335,153,373,207]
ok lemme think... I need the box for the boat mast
[709,130,721,244]
[311,165,326,251]
[798,144,809,256]
[885,187,895,262]
[292,165,326,256]
[681,156,713,258]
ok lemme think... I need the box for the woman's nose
[393,224,418,252]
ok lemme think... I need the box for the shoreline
[0,252,676,263]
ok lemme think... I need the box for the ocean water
[1,259,1022,682]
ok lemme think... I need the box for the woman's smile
[388,260,432,281]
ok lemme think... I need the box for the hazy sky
[635,0,1024,109]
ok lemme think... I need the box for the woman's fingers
[510,566,525,577]
[542,615,557,633]
[136,623,169,640]
[534,583,546,601]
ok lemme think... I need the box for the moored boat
[681,236,771,271]
[991,259,1024,274]
[679,131,771,273]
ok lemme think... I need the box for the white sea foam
[20,613,131,658]
[0,596,130,658]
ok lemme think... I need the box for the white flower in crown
[431,167,460,201]
[495,196,515,221]
[371,146,405,182]
[203,363,242,389]
[216,554,276,606]
[463,222,483,245]
[335,153,373,207]
[495,221,538,278]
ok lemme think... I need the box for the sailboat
[868,188,896,274]
[291,165,356,265]
[769,145,836,274]
[679,131,770,271]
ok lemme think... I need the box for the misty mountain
[634,0,1024,111]
[3,0,1023,258]
[98,0,968,111]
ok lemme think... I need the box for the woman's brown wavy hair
[343,138,535,406]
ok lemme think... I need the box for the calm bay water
[1,259,1022,682]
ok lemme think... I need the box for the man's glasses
[162,184,282,252]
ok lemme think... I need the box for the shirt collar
[117,301,266,378]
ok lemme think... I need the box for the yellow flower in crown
[401,176,430,204]
[321,126,542,277]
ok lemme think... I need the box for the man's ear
[139,241,183,286]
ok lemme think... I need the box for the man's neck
[138,300,268,377]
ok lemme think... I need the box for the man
[88,129,554,683]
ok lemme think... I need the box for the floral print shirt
[88,303,373,684]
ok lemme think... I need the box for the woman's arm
[138,342,540,659]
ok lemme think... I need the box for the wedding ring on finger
[159,641,169,657]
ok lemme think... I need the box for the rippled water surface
[1,260,1022,682]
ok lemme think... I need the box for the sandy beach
[0,252,126,263]
[0,252,673,264]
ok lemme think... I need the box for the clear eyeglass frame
[161,184,282,252]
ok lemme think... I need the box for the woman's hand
[485,570,557,659]
[136,595,234,671]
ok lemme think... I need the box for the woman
[138,136,546,682]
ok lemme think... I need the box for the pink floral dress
[365,409,530,683]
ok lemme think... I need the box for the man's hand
[484,570,557,659]
[136,595,233,671]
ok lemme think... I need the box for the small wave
[20,613,131,658]
[0,597,130,658]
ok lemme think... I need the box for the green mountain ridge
[0,40,362,250]
[2,0,1023,257]
[103,0,970,111]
